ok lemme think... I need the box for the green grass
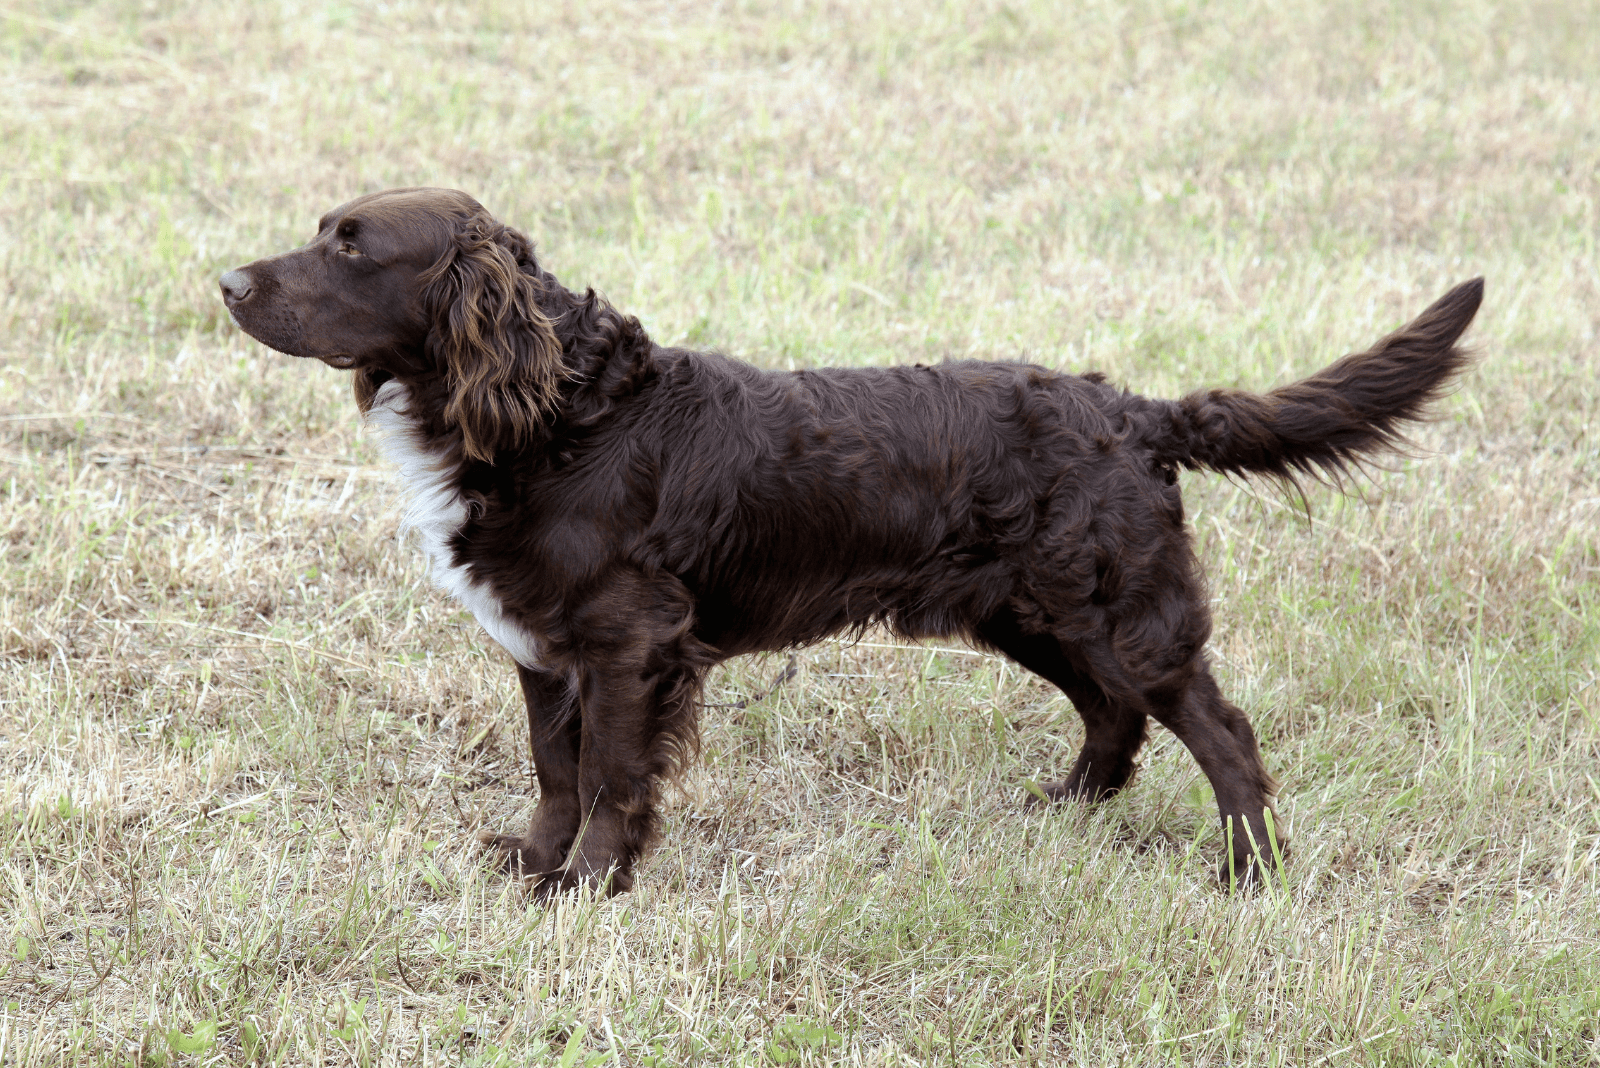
[2,0,1598,1064]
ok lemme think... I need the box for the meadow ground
[2,1,1597,1064]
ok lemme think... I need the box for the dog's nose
[219,269,253,306]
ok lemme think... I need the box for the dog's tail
[1140,278,1483,485]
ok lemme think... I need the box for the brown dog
[220,188,1481,895]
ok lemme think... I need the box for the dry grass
[2,0,1598,1064]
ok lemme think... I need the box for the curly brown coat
[220,188,1482,896]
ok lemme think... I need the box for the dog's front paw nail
[480,833,547,877]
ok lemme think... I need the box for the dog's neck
[349,278,661,456]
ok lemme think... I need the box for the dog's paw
[1216,854,1275,893]
[477,829,563,878]
[529,865,633,903]
[1021,778,1071,807]
[1216,836,1290,893]
[1021,776,1129,807]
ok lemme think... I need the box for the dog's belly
[689,546,1012,655]
[366,382,542,667]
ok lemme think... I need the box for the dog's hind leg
[981,602,1285,887]
[975,608,1148,803]
[1145,665,1287,888]
[1064,611,1286,887]
[483,664,583,877]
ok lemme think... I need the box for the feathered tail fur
[1143,278,1483,484]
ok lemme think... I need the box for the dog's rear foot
[1217,849,1289,892]
[1022,774,1131,807]
[1216,811,1291,892]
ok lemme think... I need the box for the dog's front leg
[483,664,582,877]
[531,571,704,899]
[531,660,663,899]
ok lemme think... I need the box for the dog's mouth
[319,352,359,370]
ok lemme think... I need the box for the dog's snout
[219,268,254,306]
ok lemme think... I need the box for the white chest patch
[365,381,541,668]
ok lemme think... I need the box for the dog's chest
[365,383,540,668]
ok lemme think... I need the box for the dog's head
[220,188,565,461]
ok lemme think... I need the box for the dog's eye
[338,242,361,256]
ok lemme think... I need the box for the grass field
[2,1,1598,1064]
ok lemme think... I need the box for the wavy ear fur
[421,216,565,462]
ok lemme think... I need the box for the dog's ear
[420,217,565,462]
[351,368,384,413]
